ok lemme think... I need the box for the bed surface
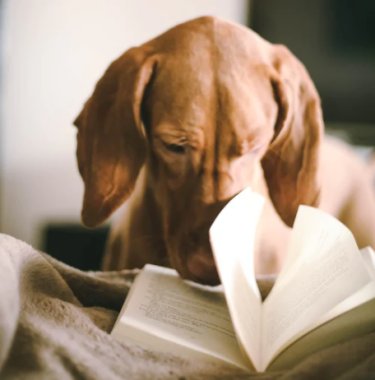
[0,233,374,379]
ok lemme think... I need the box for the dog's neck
[117,167,169,268]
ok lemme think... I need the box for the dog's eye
[164,142,187,154]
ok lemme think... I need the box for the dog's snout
[200,170,235,205]
[186,249,220,285]
[170,228,221,285]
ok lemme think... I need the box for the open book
[111,188,375,372]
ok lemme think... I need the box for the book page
[261,206,374,370]
[361,246,375,278]
[268,295,375,370]
[111,265,252,370]
[306,249,375,330]
[209,188,264,371]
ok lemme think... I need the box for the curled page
[261,206,374,369]
[209,188,264,371]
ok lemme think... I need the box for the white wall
[0,0,248,247]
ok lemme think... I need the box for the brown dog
[74,17,375,284]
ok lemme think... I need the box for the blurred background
[0,0,374,269]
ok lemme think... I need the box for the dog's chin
[186,254,220,285]
[175,249,220,286]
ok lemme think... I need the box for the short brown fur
[74,17,375,284]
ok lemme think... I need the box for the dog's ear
[261,45,323,226]
[75,48,157,227]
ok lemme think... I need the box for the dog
[74,16,375,285]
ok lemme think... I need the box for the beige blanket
[0,233,374,379]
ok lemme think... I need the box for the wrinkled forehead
[143,18,277,139]
[146,49,214,126]
[145,52,276,143]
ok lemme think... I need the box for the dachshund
[74,16,375,285]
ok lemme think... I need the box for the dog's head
[74,17,323,284]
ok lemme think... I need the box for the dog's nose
[186,250,220,285]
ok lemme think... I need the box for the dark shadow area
[249,0,375,146]
[42,224,109,270]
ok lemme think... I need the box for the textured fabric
[0,233,374,379]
